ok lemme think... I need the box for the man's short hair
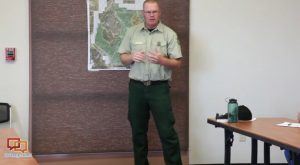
[143,0,160,10]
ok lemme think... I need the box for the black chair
[0,103,11,128]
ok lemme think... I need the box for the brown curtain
[31,0,189,154]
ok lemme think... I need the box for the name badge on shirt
[135,42,143,45]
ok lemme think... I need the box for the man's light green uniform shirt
[118,22,182,81]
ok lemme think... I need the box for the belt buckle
[143,81,151,86]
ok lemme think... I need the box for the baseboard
[191,164,287,165]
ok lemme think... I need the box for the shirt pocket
[130,40,146,53]
[151,41,168,58]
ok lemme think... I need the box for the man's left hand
[146,49,165,64]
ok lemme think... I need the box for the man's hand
[131,51,145,62]
[146,49,164,64]
[298,112,300,123]
[146,49,181,69]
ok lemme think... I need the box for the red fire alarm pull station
[5,48,16,61]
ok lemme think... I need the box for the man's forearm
[120,53,133,65]
[161,58,181,69]
[120,53,181,69]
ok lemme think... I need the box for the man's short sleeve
[118,28,132,55]
[167,33,182,59]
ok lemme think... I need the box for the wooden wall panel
[31,0,189,154]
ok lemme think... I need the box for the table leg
[264,143,271,165]
[251,138,257,165]
[224,129,233,165]
[292,152,299,165]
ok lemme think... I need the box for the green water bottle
[228,98,238,123]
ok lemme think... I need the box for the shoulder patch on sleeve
[177,37,180,45]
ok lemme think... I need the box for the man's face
[142,2,161,29]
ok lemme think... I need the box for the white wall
[0,0,29,142]
[190,0,300,164]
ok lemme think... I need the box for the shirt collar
[141,21,164,32]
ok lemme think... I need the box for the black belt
[130,79,168,86]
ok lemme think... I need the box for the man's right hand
[298,112,300,123]
[131,51,145,62]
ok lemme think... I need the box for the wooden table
[0,128,38,165]
[207,118,300,165]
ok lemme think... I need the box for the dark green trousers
[128,80,182,165]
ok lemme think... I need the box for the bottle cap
[229,99,237,102]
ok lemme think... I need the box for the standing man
[118,0,183,165]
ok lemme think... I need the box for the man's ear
[142,11,145,17]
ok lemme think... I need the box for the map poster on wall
[87,0,145,71]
